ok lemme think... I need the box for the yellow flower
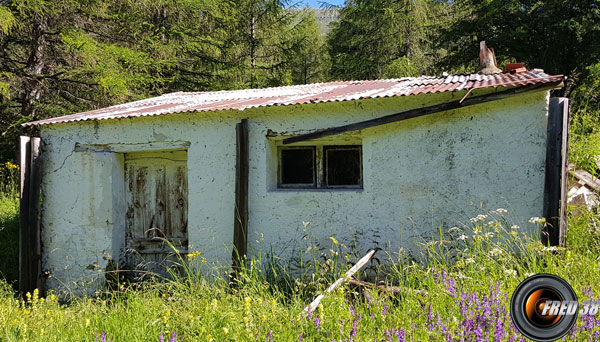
[211,299,218,308]
[5,161,18,169]
[40,329,45,335]
[244,296,252,304]
[85,319,90,327]
[186,253,196,259]
[330,236,339,245]
[201,257,206,263]
[223,327,229,334]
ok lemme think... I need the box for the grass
[0,162,19,286]
[0,115,599,341]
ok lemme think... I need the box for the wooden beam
[558,98,570,247]
[283,82,562,145]
[232,119,249,273]
[543,98,569,246]
[74,141,191,153]
[29,137,43,293]
[19,136,31,295]
[19,136,43,295]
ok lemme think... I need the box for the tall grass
[0,205,598,341]
[0,161,19,285]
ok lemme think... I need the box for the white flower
[457,234,468,241]
[495,208,508,214]
[465,258,475,264]
[484,232,494,238]
[529,217,546,224]
[504,269,517,277]
[511,224,520,229]
[470,214,488,223]
[489,248,503,257]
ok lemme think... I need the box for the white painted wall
[38,89,549,295]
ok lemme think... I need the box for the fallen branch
[302,249,377,315]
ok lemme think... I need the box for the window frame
[277,144,363,190]
[323,145,363,189]
[277,146,317,189]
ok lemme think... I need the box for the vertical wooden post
[232,119,249,274]
[558,99,570,246]
[19,136,43,295]
[19,136,32,294]
[543,98,569,246]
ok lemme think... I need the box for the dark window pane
[280,148,315,185]
[326,147,361,186]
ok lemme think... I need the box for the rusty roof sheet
[25,71,564,126]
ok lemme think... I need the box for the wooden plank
[570,169,600,192]
[75,141,191,153]
[232,119,249,272]
[18,136,31,294]
[283,82,562,144]
[302,249,377,315]
[558,98,570,247]
[543,98,569,246]
[28,137,43,293]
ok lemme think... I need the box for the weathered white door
[123,150,188,279]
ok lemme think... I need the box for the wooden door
[124,150,188,279]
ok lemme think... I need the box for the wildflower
[470,214,487,222]
[495,208,508,214]
[40,329,45,335]
[337,287,344,295]
[86,319,91,327]
[484,232,494,238]
[510,224,520,229]
[211,299,218,308]
[330,236,339,245]
[504,269,517,277]
[489,248,502,257]
[201,257,206,263]
[529,217,546,224]
[186,253,196,259]
[244,296,252,304]
[457,234,468,241]
[465,258,475,264]
[5,161,18,169]
[223,327,229,335]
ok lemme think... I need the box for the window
[278,147,316,188]
[278,145,362,189]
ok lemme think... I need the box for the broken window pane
[325,146,362,187]
[280,147,315,186]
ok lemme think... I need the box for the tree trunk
[21,16,48,119]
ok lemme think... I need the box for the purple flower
[383,304,388,316]
[170,331,177,342]
[350,319,358,338]
[314,318,321,332]
[97,332,112,342]
[266,330,273,342]
[159,332,164,342]
[395,328,405,342]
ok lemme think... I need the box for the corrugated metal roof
[25,71,563,126]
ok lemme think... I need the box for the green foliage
[328,0,442,80]
[0,162,19,286]
[438,0,600,81]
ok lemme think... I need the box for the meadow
[0,122,599,341]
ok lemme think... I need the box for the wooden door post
[19,136,43,294]
[543,98,569,246]
[232,119,249,274]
